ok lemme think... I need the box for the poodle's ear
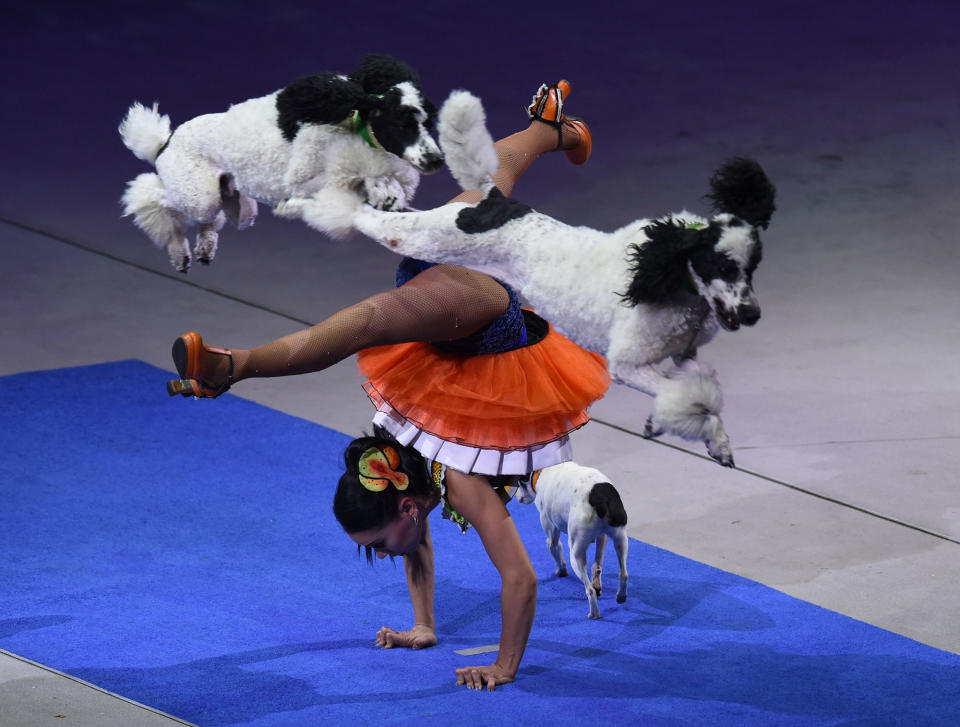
[348,54,420,93]
[705,157,776,229]
[276,73,366,141]
[621,220,715,304]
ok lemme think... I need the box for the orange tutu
[357,322,610,450]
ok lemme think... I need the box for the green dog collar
[346,94,386,152]
[348,111,382,151]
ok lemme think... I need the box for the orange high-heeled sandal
[526,80,592,165]
[166,331,233,398]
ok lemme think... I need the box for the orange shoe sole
[167,331,232,398]
[564,119,592,165]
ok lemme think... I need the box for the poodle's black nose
[738,304,761,326]
[420,152,445,174]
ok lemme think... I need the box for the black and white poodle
[119,54,443,272]
[331,92,776,466]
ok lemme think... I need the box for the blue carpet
[2,361,959,726]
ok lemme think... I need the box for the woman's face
[349,509,423,558]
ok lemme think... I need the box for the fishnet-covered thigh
[236,265,509,380]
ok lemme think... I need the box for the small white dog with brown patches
[516,462,628,619]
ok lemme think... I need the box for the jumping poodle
[119,54,443,272]
[289,91,775,466]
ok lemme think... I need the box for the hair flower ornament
[358,445,409,492]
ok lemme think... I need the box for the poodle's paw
[364,176,407,211]
[167,239,191,273]
[642,415,663,439]
[194,226,219,266]
[555,565,568,578]
[706,431,735,468]
[273,197,305,219]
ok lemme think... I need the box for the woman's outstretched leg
[168,264,509,396]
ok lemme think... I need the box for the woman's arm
[444,469,537,691]
[376,519,438,650]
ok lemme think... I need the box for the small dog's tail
[438,90,498,195]
[588,482,628,528]
[119,102,172,164]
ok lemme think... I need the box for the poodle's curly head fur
[622,158,774,331]
[276,54,443,173]
[706,157,776,229]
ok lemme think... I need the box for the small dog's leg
[591,533,607,596]
[569,538,600,619]
[541,512,567,577]
[612,530,629,604]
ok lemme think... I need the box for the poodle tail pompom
[652,372,725,442]
[121,173,182,247]
[437,90,498,195]
[119,102,171,164]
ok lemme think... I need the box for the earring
[412,513,419,525]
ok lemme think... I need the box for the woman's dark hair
[333,432,432,535]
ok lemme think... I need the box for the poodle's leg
[607,360,666,398]
[358,145,421,211]
[352,203,475,259]
[166,237,192,274]
[284,132,411,213]
[642,413,732,466]
[363,175,407,211]
[612,529,628,604]
[591,533,607,596]
[194,212,226,266]
[275,185,385,240]
[541,512,567,577]
[156,152,225,227]
[569,531,601,619]
[220,175,258,230]
[702,421,733,467]
[612,359,734,467]
[391,159,420,210]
